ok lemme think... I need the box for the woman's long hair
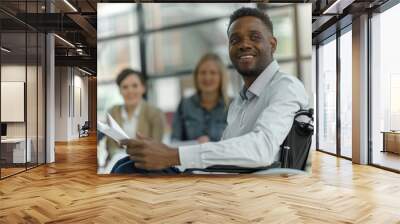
[193,53,230,108]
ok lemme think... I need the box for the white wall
[55,66,68,141]
[1,66,26,138]
[54,67,89,141]
[1,65,42,137]
[1,64,46,164]
[72,73,89,138]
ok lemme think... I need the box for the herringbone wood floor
[1,135,400,224]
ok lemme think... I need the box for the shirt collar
[121,101,142,121]
[239,60,280,101]
[239,87,255,101]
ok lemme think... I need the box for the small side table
[381,131,400,154]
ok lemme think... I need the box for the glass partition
[1,31,28,178]
[0,1,46,179]
[339,29,352,158]
[317,36,337,155]
[371,4,400,171]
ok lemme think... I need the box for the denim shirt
[171,94,228,142]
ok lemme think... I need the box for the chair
[79,121,90,138]
[191,109,314,175]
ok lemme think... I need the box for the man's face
[228,16,277,77]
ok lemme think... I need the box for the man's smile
[238,53,256,65]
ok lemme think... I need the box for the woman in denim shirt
[172,53,231,143]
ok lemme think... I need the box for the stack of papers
[98,113,200,148]
[97,113,130,143]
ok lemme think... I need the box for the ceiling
[0,0,395,75]
[311,0,390,43]
[0,0,98,74]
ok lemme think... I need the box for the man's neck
[242,59,273,89]
[243,76,258,89]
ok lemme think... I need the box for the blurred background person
[171,53,231,144]
[106,68,166,159]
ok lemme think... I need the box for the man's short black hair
[227,7,274,35]
[116,68,146,87]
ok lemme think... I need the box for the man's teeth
[240,55,254,59]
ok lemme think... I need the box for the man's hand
[197,135,210,144]
[120,134,180,170]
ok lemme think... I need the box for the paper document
[97,113,130,143]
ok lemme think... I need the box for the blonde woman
[172,53,231,143]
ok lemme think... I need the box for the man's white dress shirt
[178,60,309,170]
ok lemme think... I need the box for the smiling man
[112,7,309,173]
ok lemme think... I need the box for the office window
[146,76,184,142]
[298,4,312,58]
[390,75,400,129]
[280,62,297,76]
[97,83,124,122]
[371,4,400,171]
[145,19,230,76]
[340,29,352,158]
[269,7,295,60]
[143,3,255,30]
[98,4,138,39]
[317,37,337,154]
[148,77,181,113]
[97,37,141,82]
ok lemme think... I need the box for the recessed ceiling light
[63,0,78,12]
[1,47,11,53]
[54,34,75,48]
[322,0,353,15]
[78,67,92,76]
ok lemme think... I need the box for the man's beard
[234,56,272,78]
[235,64,265,77]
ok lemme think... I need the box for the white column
[352,14,369,164]
[45,0,56,163]
[46,33,55,163]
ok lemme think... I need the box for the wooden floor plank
[0,134,400,223]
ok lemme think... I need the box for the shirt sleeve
[178,78,308,169]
